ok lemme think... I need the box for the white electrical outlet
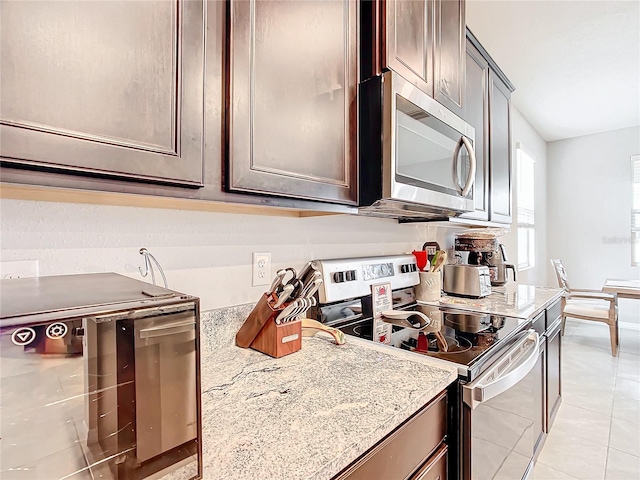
[0,260,39,279]
[252,252,271,287]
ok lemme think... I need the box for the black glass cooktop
[336,304,530,375]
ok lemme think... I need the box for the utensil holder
[235,293,302,358]
[415,271,442,302]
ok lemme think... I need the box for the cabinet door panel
[460,41,489,220]
[546,323,562,432]
[228,0,357,205]
[385,0,433,94]
[488,70,512,223]
[434,0,465,117]
[0,0,204,186]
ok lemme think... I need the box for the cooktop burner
[336,303,529,373]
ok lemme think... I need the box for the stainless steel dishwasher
[1,273,202,480]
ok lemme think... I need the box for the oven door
[461,330,540,480]
[384,71,476,212]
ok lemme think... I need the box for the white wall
[547,126,640,321]
[502,106,549,287]
[0,199,467,311]
[0,110,554,312]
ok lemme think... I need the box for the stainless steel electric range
[310,255,543,480]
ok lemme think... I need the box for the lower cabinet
[533,333,547,459]
[546,318,562,431]
[334,389,448,480]
[412,444,448,480]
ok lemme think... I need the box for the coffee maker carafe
[488,244,517,286]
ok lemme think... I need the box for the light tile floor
[533,319,640,480]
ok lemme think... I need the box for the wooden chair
[550,259,619,356]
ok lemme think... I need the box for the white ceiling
[466,0,640,142]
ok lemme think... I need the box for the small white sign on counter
[371,282,393,345]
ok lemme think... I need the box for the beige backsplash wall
[0,199,471,311]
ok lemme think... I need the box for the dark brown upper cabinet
[383,0,434,95]
[368,0,465,118]
[0,0,205,187]
[226,0,358,205]
[433,0,466,117]
[488,69,512,223]
[460,40,489,221]
[463,30,514,225]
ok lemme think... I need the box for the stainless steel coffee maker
[486,244,517,286]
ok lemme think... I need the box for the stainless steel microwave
[359,70,477,220]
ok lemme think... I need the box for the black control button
[401,264,417,274]
[333,271,345,283]
[345,270,357,281]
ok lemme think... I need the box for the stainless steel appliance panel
[442,265,491,298]
[462,330,539,479]
[134,313,197,462]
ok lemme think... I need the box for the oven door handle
[463,330,539,410]
[451,135,477,197]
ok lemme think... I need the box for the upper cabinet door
[227,0,358,205]
[384,0,434,94]
[0,1,205,187]
[434,0,465,117]
[460,40,489,221]
[488,70,513,223]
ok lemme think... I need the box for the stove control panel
[313,255,420,304]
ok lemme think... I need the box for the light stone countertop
[419,284,563,319]
[198,303,458,480]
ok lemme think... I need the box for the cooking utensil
[274,283,294,308]
[297,261,314,284]
[381,310,431,330]
[301,278,323,299]
[301,318,346,345]
[412,250,428,271]
[431,250,447,272]
[275,301,297,325]
[269,269,287,294]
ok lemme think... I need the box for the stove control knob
[333,271,345,283]
[345,270,357,281]
[401,264,416,274]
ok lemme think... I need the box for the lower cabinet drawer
[546,300,562,329]
[412,444,448,480]
[335,390,447,480]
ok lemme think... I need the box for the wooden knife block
[251,318,301,358]
[235,293,302,358]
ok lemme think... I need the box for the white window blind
[517,145,535,270]
[632,155,640,266]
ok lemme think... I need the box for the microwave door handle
[460,136,476,197]
[462,330,540,410]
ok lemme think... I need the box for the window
[633,155,640,266]
[517,144,535,270]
